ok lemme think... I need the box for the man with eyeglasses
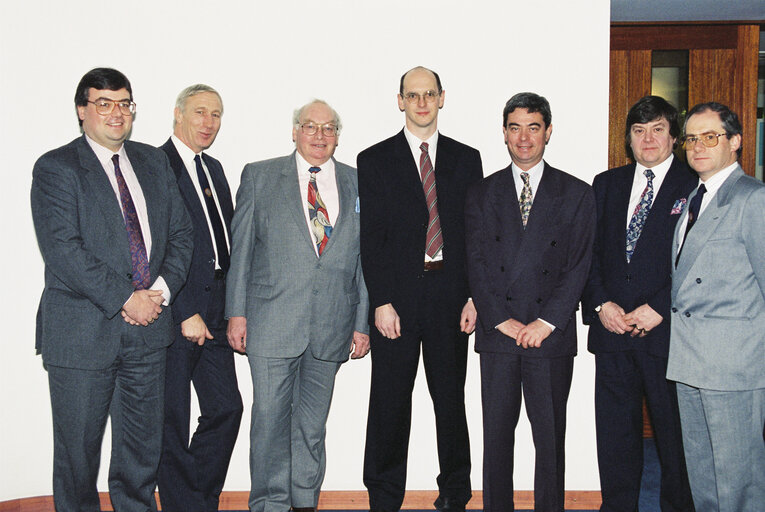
[582,96,695,512]
[226,99,369,512]
[157,84,243,512]
[30,67,193,511]
[358,66,482,512]
[668,102,765,512]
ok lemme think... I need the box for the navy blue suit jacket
[160,138,234,333]
[583,157,696,357]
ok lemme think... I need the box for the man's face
[292,102,338,166]
[77,87,133,152]
[397,68,444,134]
[684,110,740,181]
[629,117,675,168]
[174,91,222,153]
[503,108,552,171]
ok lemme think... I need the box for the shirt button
[696,278,702,284]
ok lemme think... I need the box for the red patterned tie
[112,154,151,289]
[419,142,443,258]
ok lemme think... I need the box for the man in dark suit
[157,84,243,512]
[358,66,482,512]
[226,100,369,512]
[582,95,695,512]
[31,68,193,511]
[465,92,595,512]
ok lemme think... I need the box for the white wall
[0,0,610,501]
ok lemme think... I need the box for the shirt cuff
[538,318,555,332]
[151,277,171,306]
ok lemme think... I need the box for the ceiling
[611,0,765,23]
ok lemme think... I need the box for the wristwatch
[594,302,606,313]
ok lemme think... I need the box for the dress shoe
[434,496,466,512]
[292,508,315,512]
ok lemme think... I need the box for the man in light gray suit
[226,99,370,512]
[31,67,193,511]
[669,101,765,512]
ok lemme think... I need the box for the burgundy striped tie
[419,142,443,258]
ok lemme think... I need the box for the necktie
[308,166,332,255]
[420,142,443,257]
[676,184,707,266]
[112,154,151,289]
[194,155,229,271]
[519,172,533,228]
[625,168,655,263]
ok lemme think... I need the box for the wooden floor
[0,490,602,511]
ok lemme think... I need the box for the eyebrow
[92,96,131,102]
[507,122,542,127]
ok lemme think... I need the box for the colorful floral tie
[625,168,654,263]
[308,166,332,255]
[519,172,533,228]
[112,154,151,289]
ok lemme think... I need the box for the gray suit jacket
[225,152,369,362]
[31,135,194,370]
[668,166,765,390]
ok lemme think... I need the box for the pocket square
[671,198,686,215]
[355,196,360,213]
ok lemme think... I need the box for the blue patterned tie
[625,168,654,263]
[112,154,151,289]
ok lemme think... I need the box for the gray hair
[174,84,223,126]
[292,99,342,134]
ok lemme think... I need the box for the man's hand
[459,300,477,334]
[181,313,214,346]
[598,301,631,334]
[227,316,247,353]
[623,304,663,338]
[517,319,553,349]
[497,318,526,340]
[122,289,164,326]
[349,331,370,359]
[375,303,401,339]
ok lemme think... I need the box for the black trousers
[364,271,471,512]
[595,350,694,512]
[157,277,243,512]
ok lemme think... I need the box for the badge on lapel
[671,198,686,215]
[355,196,360,213]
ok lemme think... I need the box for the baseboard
[0,490,603,511]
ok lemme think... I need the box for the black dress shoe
[292,508,315,512]
[434,496,466,512]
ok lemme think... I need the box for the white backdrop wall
[0,0,610,501]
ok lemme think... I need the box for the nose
[315,128,325,140]
[644,130,654,141]
[417,94,427,107]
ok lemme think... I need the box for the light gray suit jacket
[668,166,765,391]
[31,135,194,370]
[225,152,369,362]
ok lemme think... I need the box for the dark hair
[74,68,133,126]
[502,92,551,128]
[399,66,442,95]
[685,101,743,159]
[624,95,680,159]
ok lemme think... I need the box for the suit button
[626,274,632,282]
[496,236,501,241]
[422,223,428,229]
[313,290,319,295]
[542,269,549,275]
[536,298,543,304]
[209,259,215,265]
[506,296,512,301]
[127,273,132,279]
[500,266,505,272]
[550,240,557,247]
[696,278,702,284]
[671,307,678,313]
[204,285,211,292]
[684,311,691,317]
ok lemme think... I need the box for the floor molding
[0,490,603,511]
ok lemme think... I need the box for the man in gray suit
[31,68,193,511]
[669,101,765,512]
[226,99,369,512]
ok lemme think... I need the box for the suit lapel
[279,152,318,257]
[320,159,353,257]
[393,131,429,215]
[163,139,214,244]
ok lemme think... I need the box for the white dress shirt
[404,126,442,262]
[171,135,230,269]
[296,152,339,256]
[625,154,673,230]
[85,134,170,303]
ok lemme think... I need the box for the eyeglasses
[402,90,440,104]
[88,99,137,116]
[299,122,338,137]
[680,132,726,150]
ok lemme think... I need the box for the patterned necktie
[420,142,443,257]
[194,155,229,271]
[676,184,707,266]
[625,168,655,263]
[112,154,151,289]
[519,172,533,228]
[308,166,332,255]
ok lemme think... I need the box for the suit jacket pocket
[347,290,360,305]
[249,283,274,299]
[703,313,750,321]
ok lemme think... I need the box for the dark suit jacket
[583,158,695,357]
[465,162,595,358]
[31,135,194,369]
[357,130,483,328]
[159,138,234,332]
